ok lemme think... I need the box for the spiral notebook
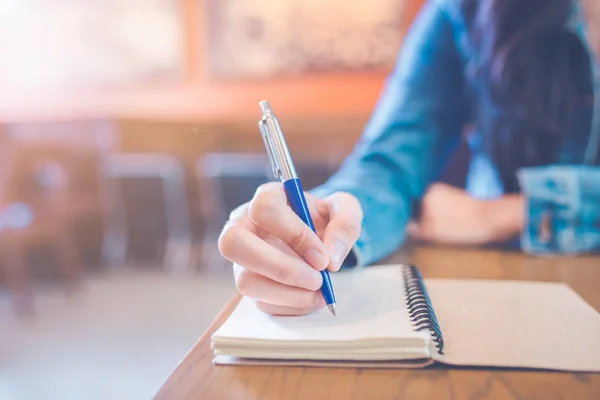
[211,265,600,372]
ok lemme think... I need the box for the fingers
[219,223,323,291]
[247,183,329,270]
[255,301,320,316]
[234,266,325,309]
[321,192,363,271]
[220,184,364,317]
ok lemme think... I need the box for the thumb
[321,192,363,271]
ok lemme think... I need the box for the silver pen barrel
[259,101,297,181]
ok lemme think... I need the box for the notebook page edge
[213,355,434,369]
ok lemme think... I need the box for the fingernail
[329,240,347,269]
[299,270,323,290]
[304,249,328,270]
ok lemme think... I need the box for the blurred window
[0,0,184,92]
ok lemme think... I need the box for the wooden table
[155,247,600,400]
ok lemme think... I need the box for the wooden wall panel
[117,115,367,166]
[0,0,426,123]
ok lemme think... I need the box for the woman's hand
[219,183,363,316]
[407,183,524,246]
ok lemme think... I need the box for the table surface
[155,247,600,400]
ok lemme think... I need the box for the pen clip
[259,119,282,180]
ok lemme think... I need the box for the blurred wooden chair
[2,120,125,267]
[0,144,83,316]
[0,120,121,316]
[106,153,193,274]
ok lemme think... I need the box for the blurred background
[0,1,597,399]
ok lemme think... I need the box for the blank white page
[212,265,428,344]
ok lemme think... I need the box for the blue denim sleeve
[311,0,468,266]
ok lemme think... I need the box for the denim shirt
[312,0,600,265]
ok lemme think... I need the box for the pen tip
[328,303,336,316]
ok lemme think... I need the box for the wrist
[478,195,525,243]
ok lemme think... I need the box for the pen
[258,100,337,316]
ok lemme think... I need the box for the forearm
[313,1,466,263]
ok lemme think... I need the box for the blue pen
[258,100,337,316]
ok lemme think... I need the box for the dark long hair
[463,0,593,192]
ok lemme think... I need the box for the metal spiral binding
[402,265,444,355]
